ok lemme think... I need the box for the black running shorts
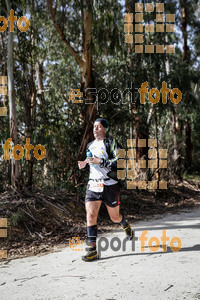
[85,182,121,207]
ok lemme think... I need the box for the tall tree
[6,0,19,188]
[47,0,96,159]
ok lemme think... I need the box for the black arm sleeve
[99,139,121,170]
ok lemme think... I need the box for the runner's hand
[88,157,100,165]
[78,160,87,169]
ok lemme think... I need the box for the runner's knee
[87,211,98,223]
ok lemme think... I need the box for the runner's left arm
[99,139,121,170]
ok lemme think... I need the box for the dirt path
[0,206,200,300]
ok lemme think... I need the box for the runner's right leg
[82,200,102,261]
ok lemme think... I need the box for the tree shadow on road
[98,244,200,261]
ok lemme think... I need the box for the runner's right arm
[78,159,88,169]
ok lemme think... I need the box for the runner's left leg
[106,204,134,240]
[105,204,122,223]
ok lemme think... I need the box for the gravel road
[1,207,200,300]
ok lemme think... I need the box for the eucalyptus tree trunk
[80,0,96,157]
[185,118,192,169]
[125,0,148,162]
[6,0,19,188]
[179,0,192,169]
[27,4,37,189]
[179,0,189,61]
[171,107,182,178]
[125,0,134,140]
[47,0,96,160]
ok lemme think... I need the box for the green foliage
[10,211,26,226]
[0,0,199,190]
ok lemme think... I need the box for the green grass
[182,171,200,182]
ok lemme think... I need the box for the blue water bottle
[86,150,93,165]
[86,150,92,158]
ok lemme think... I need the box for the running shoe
[123,223,134,240]
[82,249,99,262]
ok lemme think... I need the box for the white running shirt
[88,139,118,186]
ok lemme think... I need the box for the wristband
[100,158,104,167]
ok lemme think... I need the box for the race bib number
[88,180,104,192]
